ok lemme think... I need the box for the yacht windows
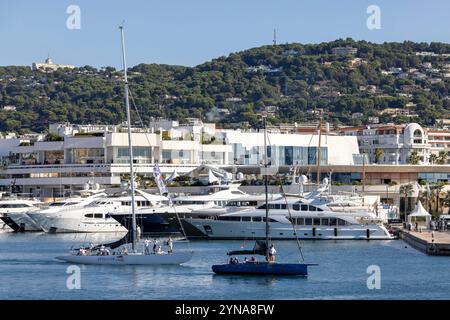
[330,218,337,226]
[49,202,66,207]
[0,203,31,208]
[217,216,241,221]
[296,218,305,225]
[292,204,300,211]
[257,203,286,210]
[338,218,348,226]
[262,217,277,223]
[94,214,103,219]
[85,214,94,218]
[313,218,321,226]
[301,204,308,211]
[321,218,329,226]
[241,217,251,222]
[252,217,262,222]
[305,218,313,225]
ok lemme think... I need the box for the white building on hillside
[339,123,431,164]
[0,122,359,199]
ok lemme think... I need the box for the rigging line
[129,88,191,245]
[277,176,305,262]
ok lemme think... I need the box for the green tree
[429,153,438,164]
[408,150,421,165]
[437,150,448,165]
[374,148,384,164]
[399,183,414,223]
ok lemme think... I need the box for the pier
[400,230,450,256]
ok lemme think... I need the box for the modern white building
[0,121,359,200]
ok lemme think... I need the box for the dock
[400,230,450,256]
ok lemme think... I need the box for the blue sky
[1,0,449,68]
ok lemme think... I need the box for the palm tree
[408,150,421,165]
[429,153,438,164]
[438,151,448,165]
[399,183,414,223]
[375,148,384,164]
[431,183,445,216]
[443,190,450,214]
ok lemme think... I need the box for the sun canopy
[409,201,431,217]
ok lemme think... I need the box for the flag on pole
[153,163,168,195]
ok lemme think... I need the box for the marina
[1,232,450,300]
[1,0,450,304]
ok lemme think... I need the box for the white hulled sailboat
[56,25,193,265]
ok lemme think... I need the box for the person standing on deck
[167,237,173,254]
[269,244,276,263]
[144,239,150,255]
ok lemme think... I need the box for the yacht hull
[56,252,193,265]
[212,262,310,276]
[111,213,181,236]
[182,219,393,240]
[6,213,42,232]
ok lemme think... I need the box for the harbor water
[1,232,449,300]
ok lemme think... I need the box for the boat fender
[366,228,370,239]
[334,228,338,237]
[312,227,316,237]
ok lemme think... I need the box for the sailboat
[56,25,193,265]
[211,116,317,275]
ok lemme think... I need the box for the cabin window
[338,218,347,226]
[218,216,241,221]
[330,218,337,226]
[301,204,308,211]
[305,218,313,225]
[241,217,251,222]
[296,218,305,225]
[94,214,103,219]
[292,204,300,211]
[252,217,262,222]
[84,214,94,218]
[281,204,287,209]
[321,218,329,226]
[262,217,277,222]
[257,204,266,209]
[313,218,321,226]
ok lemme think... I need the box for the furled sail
[226,240,267,256]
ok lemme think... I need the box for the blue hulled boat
[211,116,317,276]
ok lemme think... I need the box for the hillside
[1,38,450,133]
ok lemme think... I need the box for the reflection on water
[1,233,450,300]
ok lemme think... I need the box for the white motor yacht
[182,196,393,240]
[0,199,43,232]
[27,193,106,233]
[34,191,168,233]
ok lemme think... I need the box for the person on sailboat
[144,239,150,255]
[167,237,173,254]
[268,244,276,263]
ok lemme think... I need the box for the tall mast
[120,25,137,252]
[316,118,323,186]
[263,115,270,262]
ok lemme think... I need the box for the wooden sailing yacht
[56,25,193,265]
[211,116,316,275]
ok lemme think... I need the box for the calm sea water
[0,232,449,300]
